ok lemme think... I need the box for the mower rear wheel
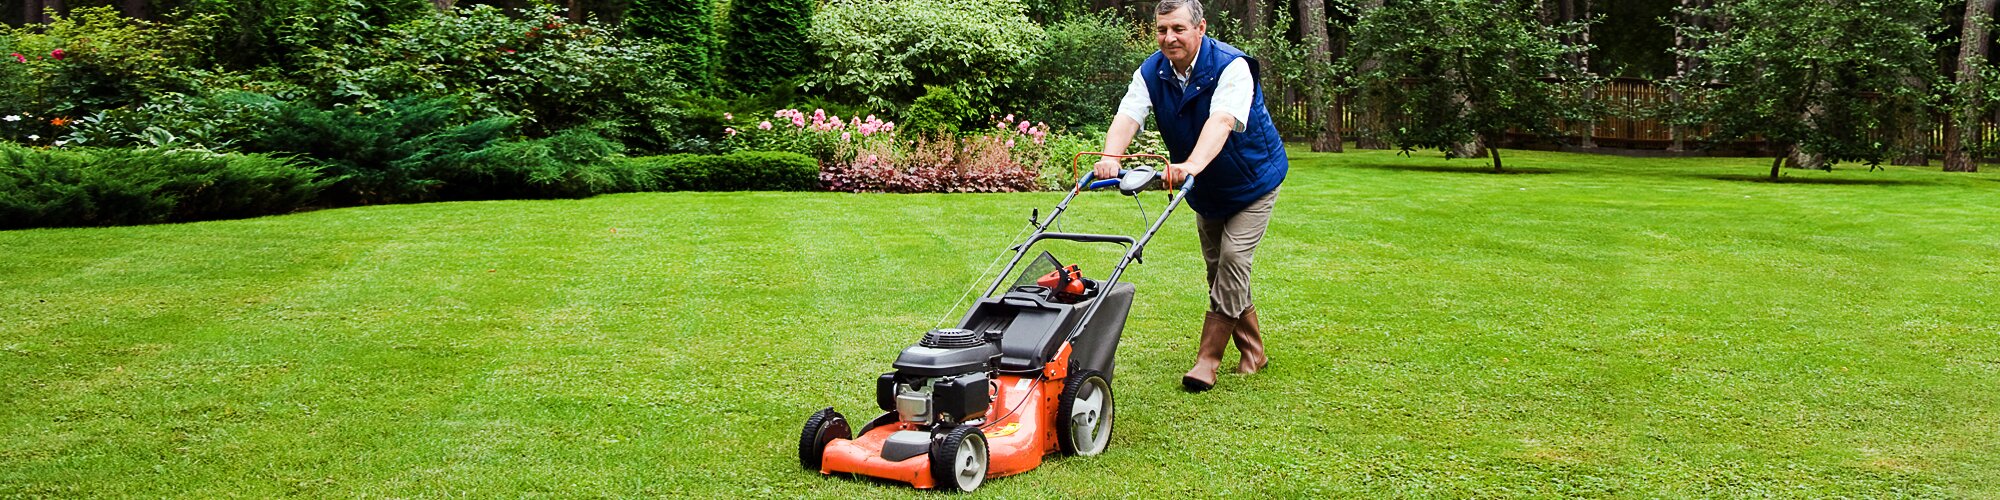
[799,407,850,472]
[929,425,988,492]
[1057,369,1113,456]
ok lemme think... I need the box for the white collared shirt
[1115,51,1254,133]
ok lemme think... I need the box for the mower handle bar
[1023,232,1136,247]
[982,151,1195,300]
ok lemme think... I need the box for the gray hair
[1155,0,1204,23]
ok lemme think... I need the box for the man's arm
[1163,113,1237,186]
[1095,68,1154,179]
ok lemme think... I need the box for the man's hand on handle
[1163,162,1201,188]
[1093,157,1123,180]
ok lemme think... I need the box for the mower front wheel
[799,407,850,472]
[1057,369,1113,456]
[929,425,989,492]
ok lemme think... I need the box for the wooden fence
[1267,78,2000,159]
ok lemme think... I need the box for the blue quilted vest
[1141,37,1288,219]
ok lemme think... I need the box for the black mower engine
[877,328,999,428]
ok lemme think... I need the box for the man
[1093,0,1287,392]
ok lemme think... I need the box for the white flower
[3,115,18,122]
[27,134,38,141]
[53,140,67,147]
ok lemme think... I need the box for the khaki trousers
[1196,187,1278,319]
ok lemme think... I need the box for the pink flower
[1006,139,1015,148]
[841,132,851,141]
[11,53,23,64]
[724,112,733,120]
[792,117,806,128]
[758,121,773,130]
[1004,114,1015,123]
[49,49,64,60]
[725,127,737,136]
[1017,121,1032,134]
[884,121,896,131]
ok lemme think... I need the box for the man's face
[1155,6,1205,69]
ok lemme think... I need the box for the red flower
[50,49,64,60]
[11,53,23,64]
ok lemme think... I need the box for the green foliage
[624,151,819,191]
[0,143,323,228]
[723,0,813,95]
[289,4,683,138]
[624,0,716,90]
[1346,0,1600,168]
[436,126,640,199]
[2,7,211,121]
[902,85,980,136]
[173,0,432,71]
[1020,0,1091,24]
[1013,11,1150,130]
[241,96,515,205]
[809,0,1043,111]
[61,90,283,151]
[1671,0,1940,175]
[1228,9,1342,141]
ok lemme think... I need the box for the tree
[1346,0,1598,171]
[1350,0,1389,149]
[1672,0,1940,180]
[1944,0,1995,172]
[626,0,715,90]
[724,0,813,96]
[1298,0,1341,152]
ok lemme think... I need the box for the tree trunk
[566,0,583,21]
[1571,0,1598,148]
[1298,0,1341,152]
[1490,142,1505,171]
[1945,0,1995,172]
[1453,134,1487,160]
[1770,153,1784,180]
[1242,0,1265,39]
[1353,0,1390,149]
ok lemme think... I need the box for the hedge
[0,144,324,229]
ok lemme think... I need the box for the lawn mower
[798,152,1192,492]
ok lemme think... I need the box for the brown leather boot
[1232,306,1267,374]
[1182,311,1234,392]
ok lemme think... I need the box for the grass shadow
[1699,174,1937,186]
[1342,163,1559,175]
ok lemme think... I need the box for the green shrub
[241,96,514,205]
[436,127,640,199]
[902,85,980,137]
[290,4,683,138]
[625,151,818,191]
[61,90,284,151]
[809,0,1043,111]
[625,0,716,90]
[176,0,432,71]
[2,7,212,122]
[723,0,814,95]
[1015,12,1151,130]
[0,143,323,229]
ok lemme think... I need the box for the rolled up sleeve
[1210,58,1253,133]
[1116,68,1151,130]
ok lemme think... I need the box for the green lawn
[3,147,1998,497]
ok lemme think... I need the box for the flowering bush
[721,107,1073,193]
